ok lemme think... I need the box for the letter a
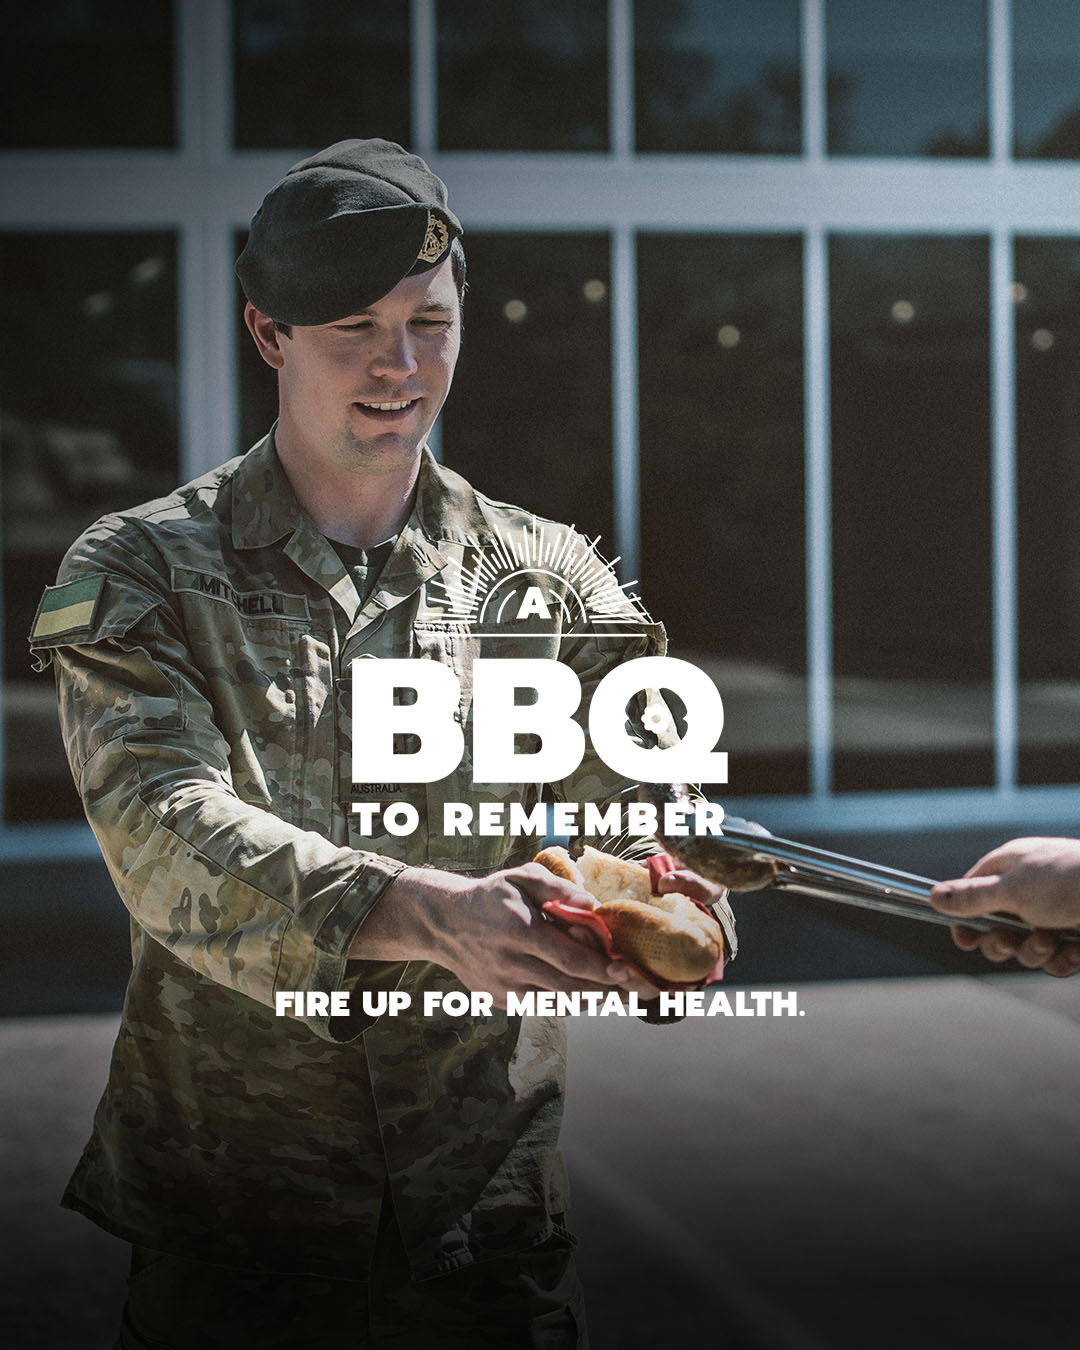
[515,586,551,620]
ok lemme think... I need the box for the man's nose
[369,327,418,379]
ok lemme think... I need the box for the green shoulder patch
[30,576,106,641]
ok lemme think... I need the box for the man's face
[268,256,461,477]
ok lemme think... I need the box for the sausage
[638,782,778,892]
[534,844,726,984]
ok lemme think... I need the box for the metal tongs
[716,820,1080,941]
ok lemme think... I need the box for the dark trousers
[114,1209,587,1349]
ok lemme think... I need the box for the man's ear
[244,304,287,370]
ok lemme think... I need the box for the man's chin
[339,434,428,477]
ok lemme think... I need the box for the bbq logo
[350,518,729,791]
[350,519,729,834]
[430,518,653,635]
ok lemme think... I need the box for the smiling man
[246,265,463,543]
[29,140,734,1349]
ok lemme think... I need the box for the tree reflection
[1032,108,1080,159]
[0,233,179,820]
[440,233,614,545]
[635,0,801,153]
[233,0,411,148]
[438,0,607,150]
[637,237,805,660]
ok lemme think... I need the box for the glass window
[1013,0,1080,159]
[233,0,410,149]
[825,0,988,157]
[829,234,992,791]
[635,0,801,154]
[637,233,807,796]
[1014,238,1080,784]
[440,233,614,547]
[1,2,174,148]
[1,233,179,823]
[438,0,608,150]
[236,233,280,453]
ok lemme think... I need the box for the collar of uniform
[343,450,493,635]
[230,430,306,549]
[230,437,494,550]
[229,436,481,628]
[349,523,445,637]
[412,447,496,546]
[229,432,365,619]
[348,456,464,635]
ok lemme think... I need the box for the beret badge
[418,212,450,264]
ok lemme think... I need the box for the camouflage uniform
[29,434,691,1283]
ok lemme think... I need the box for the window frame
[3,0,1080,859]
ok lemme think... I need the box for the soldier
[29,140,734,1348]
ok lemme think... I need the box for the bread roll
[533,845,583,886]
[577,845,655,906]
[598,898,722,984]
[534,845,725,984]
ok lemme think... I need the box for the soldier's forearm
[347,865,470,963]
[348,861,656,1005]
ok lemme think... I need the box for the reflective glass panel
[1,2,174,148]
[1014,238,1080,783]
[236,232,280,453]
[825,0,988,157]
[829,234,992,791]
[440,233,613,547]
[637,234,807,796]
[635,0,801,154]
[438,0,607,150]
[1,233,179,822]
[1013,0,1080,159]
[233,0,410,148]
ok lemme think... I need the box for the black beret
[235,138,463,326]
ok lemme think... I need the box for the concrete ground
[5,971,1080,1349]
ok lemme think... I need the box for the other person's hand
[930,837,1080,977]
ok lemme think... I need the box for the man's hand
[930,837,1080,978]
[351,862,660,1008]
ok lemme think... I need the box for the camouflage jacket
[29,434,692,1280]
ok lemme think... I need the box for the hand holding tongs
[641,784,1080,941]
[716,820,1080,939]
